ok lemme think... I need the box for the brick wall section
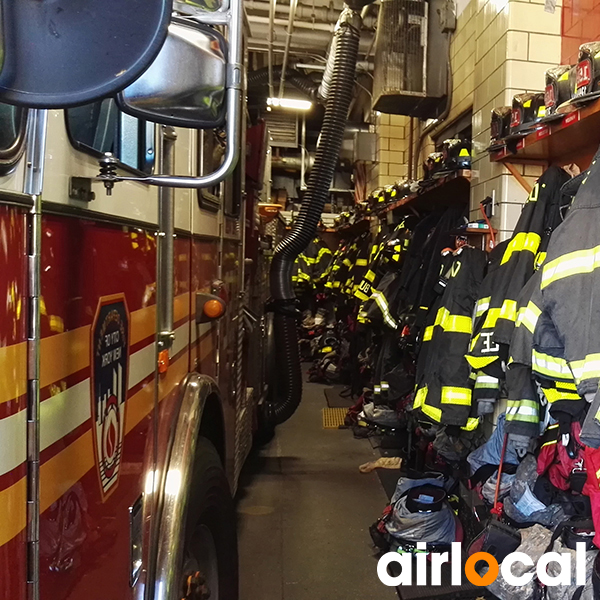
[368,113,411,191]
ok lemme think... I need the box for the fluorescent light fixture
[267,97,312,111]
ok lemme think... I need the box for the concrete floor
[236,377,398,600]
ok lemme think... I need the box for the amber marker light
[204,299,225,319]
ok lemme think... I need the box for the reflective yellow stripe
[501,231,541,265]
[466,354,498,370]
[355,258,368,266]
[423,402,443,422]
[354,289,370,301]
[317,247,332,260]
[413,386,426,409]
[482,307,501,329]
[414,386,443,422]
[555,381,578,392]
[440,387,471,406]
[542,245,600,289]
[475,297,491,318]
[532,350,573,380]
[392,253,400,261]
[534,251,547,270]
[365,270,375,282]
[498,299,517,323]
[542,387,580,403]
[423,326,434,341]
[372,290,398,329]
[570,354,600,384]
[506,399,539,423]
[433,307,472,335]
[462,417,480,431]
[542,439,558,448]
[474,374,499,389]
[343,258,352,267]
[469,334,479,352]
[515,301,541,333]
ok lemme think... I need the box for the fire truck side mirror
[0,0,172,108]
[97,0,243,190]
[116,18,228,129]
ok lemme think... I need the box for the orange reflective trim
[0,343,27,405]
[130,304,156,346]
[173,292,190,323]
[40,326,90,389]
[40,430,95,514]
[0,352,191,546]
[38,294,188,391]
[0,477,26,547]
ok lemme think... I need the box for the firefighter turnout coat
[413,246,487,429]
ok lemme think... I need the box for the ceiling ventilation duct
[264,111,299,148]
[372,0,450,118]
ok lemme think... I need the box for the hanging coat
[413,246,487,429]
[467,166,571,374]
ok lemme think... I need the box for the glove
[477,399,495,416]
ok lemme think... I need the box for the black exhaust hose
[247,66,320,101]
[265,14,361,426]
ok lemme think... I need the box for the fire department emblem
[91,295,130,500]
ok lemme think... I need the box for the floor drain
[322,407,347,429]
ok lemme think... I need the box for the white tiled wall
[470,0,562,236]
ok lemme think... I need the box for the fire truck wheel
[182,437,238,600]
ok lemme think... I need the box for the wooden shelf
[489,97,600,168]
[377,170,471,215]
[451,226,497,235]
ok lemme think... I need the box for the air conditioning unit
[372,0,451,118]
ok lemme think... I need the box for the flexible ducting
[318,34,338,101]
[247,66,320,101]
[264,6,362,427]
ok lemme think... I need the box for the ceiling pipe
[268,0,277,98]
[248,23,374,54]
[245,1,377,28]
[295,61,374,72]
[248,14,335,32]
[246,0,340,23]
[278,0,299,98]
[272,154,315,172]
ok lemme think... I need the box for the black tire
[183,437,238,600]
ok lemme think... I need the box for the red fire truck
[0,1,269,599]
[0,0,364,592]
